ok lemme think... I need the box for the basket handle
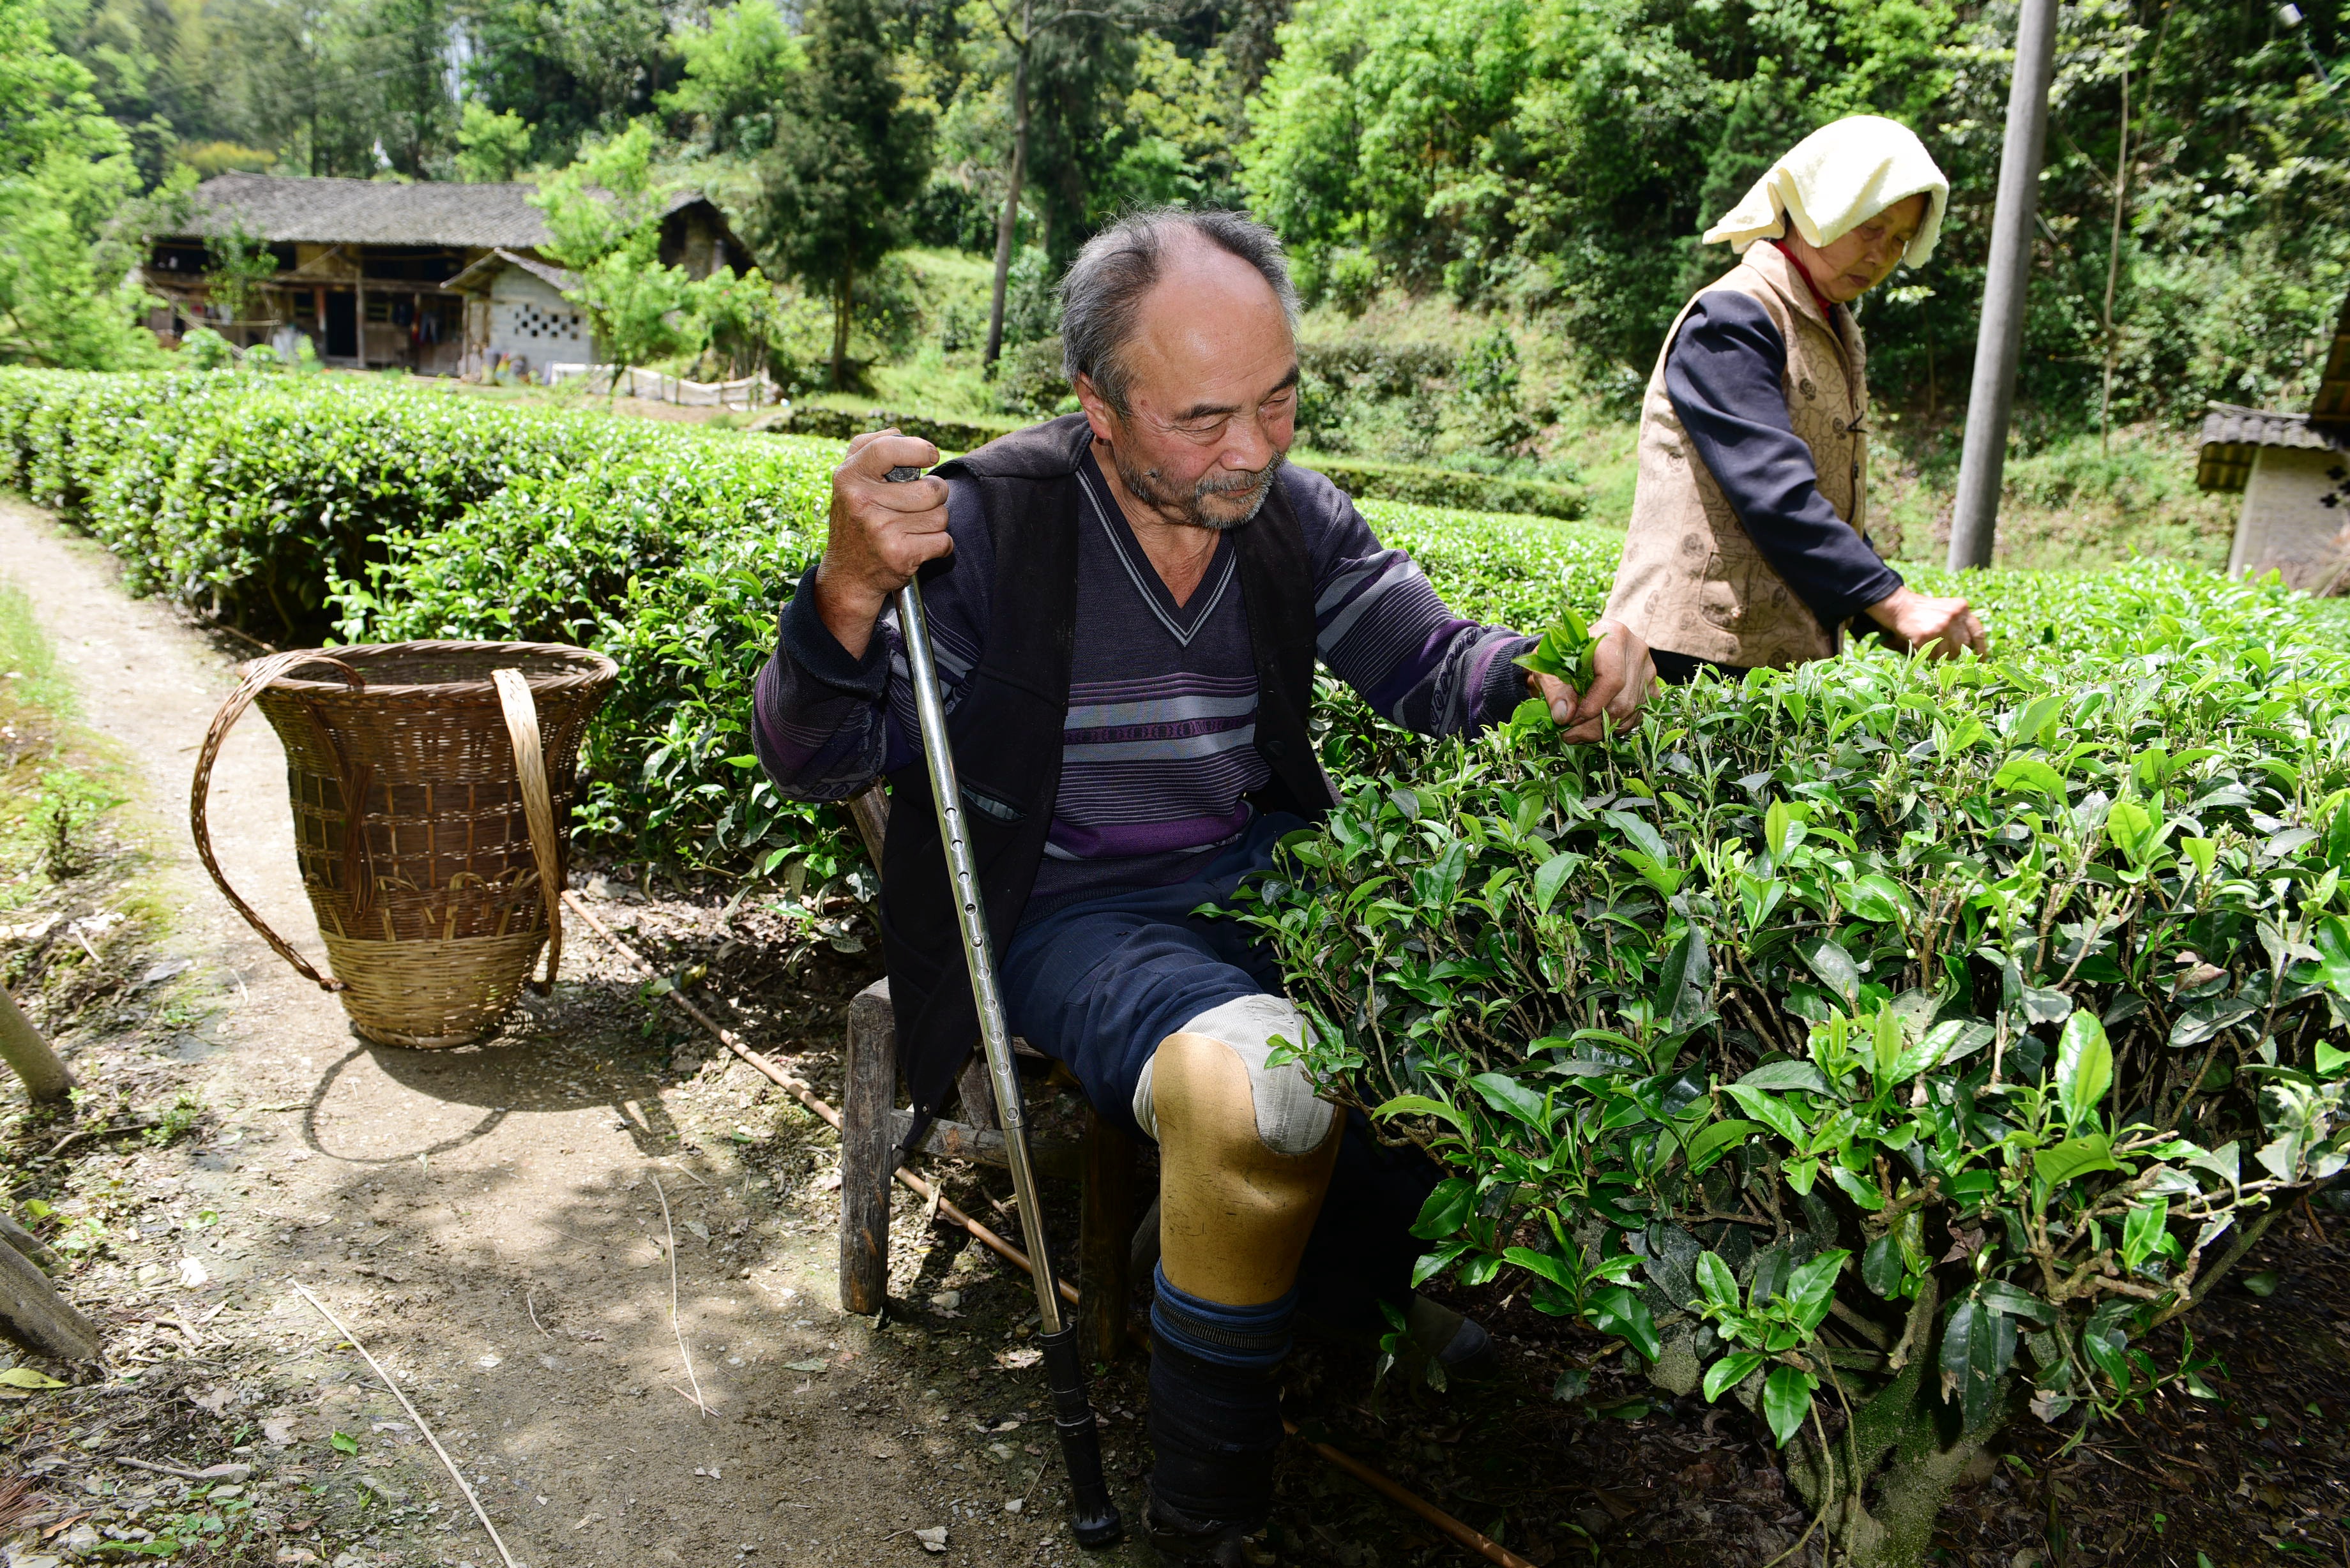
[493,668,565,995]
[190,650,368,993]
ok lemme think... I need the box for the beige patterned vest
[1603,242,1872,669]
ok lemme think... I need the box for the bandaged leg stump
[1141,1020,1342,1556]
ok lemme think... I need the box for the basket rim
[244,640,619,697]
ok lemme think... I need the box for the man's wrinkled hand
[1531,618,1655,743]
[1865,584,1986,660]
[814,429,951,658]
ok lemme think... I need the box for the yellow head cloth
[1702,114,1950,269]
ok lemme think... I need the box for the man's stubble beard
[1111,442,1287,533]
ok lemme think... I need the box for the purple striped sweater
[752,449,1533,911]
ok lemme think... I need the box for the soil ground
[1,499,2345,1568]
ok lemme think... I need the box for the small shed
[443,248,593,379]
[2196,291,2350,594]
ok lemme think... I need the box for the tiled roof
[2196,402,2348,493]
[444,247,580,294]
[169,174,706,250]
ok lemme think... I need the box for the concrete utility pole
[1946,0,2062,572]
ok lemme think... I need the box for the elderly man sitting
[752,207,1652,1561]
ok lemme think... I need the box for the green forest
[3,0,2347,561]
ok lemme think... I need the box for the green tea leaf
[1762,1366,1815,1446]
[2313,916,2350,1000]
[1861,1234,1903,1299]
[1783,1248,1849,1331]
[1702,1350,1767,1402]
[1651,927,1712,1034]
[1722,1083,1807,1145]
[1502,1246,1575,1289]
[1975,1281,2055,1325]
[1939,1300,2017,1429]
[1994,758,2067,797]
[2036,1133,2120,1187]
[1694,1249,1739,1309]
[1584,1284,1662,1362]
[1468,1072,1551,1131]
[1409,1177,1476,1240]
[2121,1196,2170,1269]
[1532,851,1579,915]
[1801,939,1861,1006]
[1736,1060,1830,1093]
[1682,1117,1760,1173]
[1372,1094,1471,1137]
[2056,1011,2114,1130]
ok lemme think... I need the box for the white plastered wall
[2228,445,2349,591]
[485,269,595,373]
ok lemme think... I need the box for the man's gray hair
[1059,208,1300,416]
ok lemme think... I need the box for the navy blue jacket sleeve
[1663,292,1902,629]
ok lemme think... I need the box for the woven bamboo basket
[192,642,618,1048]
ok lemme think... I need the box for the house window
[366,296,391,324]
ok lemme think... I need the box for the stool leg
[1079,1108,1139,1361]
[957,1052,998,1132]
[840,984,897,1316]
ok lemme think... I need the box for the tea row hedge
[0,368,857,886]
[1238,564,2350,1561]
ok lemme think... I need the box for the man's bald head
[1059,209,1300,419]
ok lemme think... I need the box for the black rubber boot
[1406,1295,1499,1382]
[1144,1486,1267,1567]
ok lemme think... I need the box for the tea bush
[0,367,855,885]
[1237,561,2350,1564]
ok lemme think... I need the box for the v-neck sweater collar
[1072,448,1238,648]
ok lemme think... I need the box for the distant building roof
[167,174,710,250]
[445,247,580,295]
[2197,402,2348,493]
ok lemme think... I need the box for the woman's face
[1783,192,1930,305]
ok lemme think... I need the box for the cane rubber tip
[1070,1505,1124,1548]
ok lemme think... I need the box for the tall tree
[531,119,711,381]
[0,0,157,366]
[751,0,934,388]
[659,0,805,157]
[969,0,1149,366]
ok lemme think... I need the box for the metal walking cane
[885,466,1124,1548]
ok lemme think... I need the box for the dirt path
[0,501,1147,1568]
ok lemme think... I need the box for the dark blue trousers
[997,813,1439,1334]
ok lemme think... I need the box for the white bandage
[1132,995,1336,1156]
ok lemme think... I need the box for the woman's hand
[1865,585,1985,660]
[1530,618,1656,743]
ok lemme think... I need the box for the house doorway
[324,290,356,359]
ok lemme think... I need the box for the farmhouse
[2196,289,2350,592]
[141,174,751,379]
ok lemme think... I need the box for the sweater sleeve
[1663,292,1902,628]
[1285,467,1535,736]
[750,481,990,803]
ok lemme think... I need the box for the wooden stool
[834,786,1141,1359]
